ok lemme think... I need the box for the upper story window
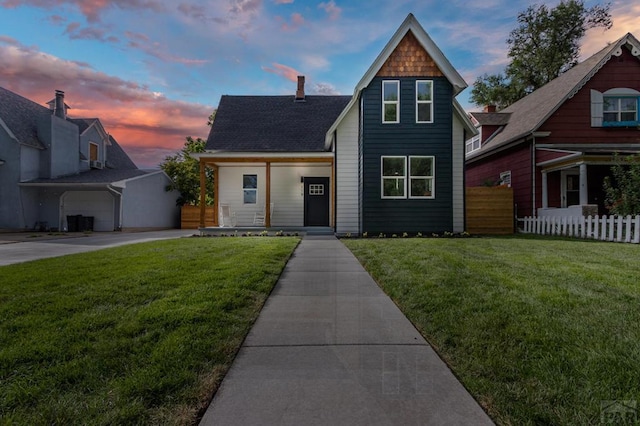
[416,81,433,123]
[591,88,640,127]
[243,174,257,204]
[89,142,99,161]
[382,81,400,123]
[603,97,638,125]
[465,134,481,155]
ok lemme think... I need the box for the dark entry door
[304,177,330,226]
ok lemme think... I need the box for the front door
[562,170,580,207]
[304,177,330,226]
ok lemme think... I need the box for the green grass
[0,237,299,425]
[343,236,640,425]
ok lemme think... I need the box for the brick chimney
[54,90,66,119]
[295,75,305,101]
[484,105,497,113]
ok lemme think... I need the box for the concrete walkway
[200,236,493,426]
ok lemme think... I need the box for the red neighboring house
[466,32,640,219]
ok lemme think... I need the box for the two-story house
[466,33,640,219]
[0,87,179,231]
[197,13,475,235]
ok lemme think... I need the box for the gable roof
[467,32,640,160]
[0,86,48,149]
[206,95,350,152]
[325,13,468,148]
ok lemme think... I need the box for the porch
[537,150,619,218]
[197,153,335,229]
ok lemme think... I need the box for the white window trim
[408,156,435,199]
[381,156,407,199]
[242,174,258,205]
[416,80,434,124]
[89,141,99,161]
[603,96,638,123]
[465,134,481,155]
[500,170,512,187]
[382,80,400,124]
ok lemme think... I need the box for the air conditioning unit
[90,160,103,169]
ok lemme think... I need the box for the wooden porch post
[265,161,271,227]
[199,159,206,228]
[213,164,219,226]
[541,171,548,209]
[579,163,588,205]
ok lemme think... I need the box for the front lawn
[343,236,640,425]
[0,237,298,425]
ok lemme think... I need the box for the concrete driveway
[0,230,195,266]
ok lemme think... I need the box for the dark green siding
[362,76,453,234]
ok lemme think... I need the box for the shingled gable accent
[376,31,444,78]
[324,13,468,149]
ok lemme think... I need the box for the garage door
[63,191,115,231]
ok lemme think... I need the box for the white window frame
[500,170,512,187]
[408,156,435,199]
[465,134,481,155]
[381,156,407,199]
[603,96,638,125]
[382,80,400,124]
[242,174,257,204]
[89,142,99,161]
[416,80,433,123]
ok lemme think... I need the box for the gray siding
[335,104,360,234]
[121,172,180,230]
[361,77,454,234]
[452,112,466,232]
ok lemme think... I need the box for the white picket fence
[520,215,640,244]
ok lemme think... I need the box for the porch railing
[520,215,640,244]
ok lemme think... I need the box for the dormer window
[466,134,481,155]
[382,81,400,123]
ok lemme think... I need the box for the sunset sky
[1,0,638,168]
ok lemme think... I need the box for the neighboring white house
[0,87,179,231]
[197,14,475,235]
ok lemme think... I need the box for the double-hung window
[409,156,435,198]
[416,81,433,123]
[382,81,400,123]
[381,156,406,198]
[466,134,480,154]
[603,96,638,125]
[243,174,257,204]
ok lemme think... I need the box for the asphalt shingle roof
[471,112,511,126]
[0,86,48,149]
[206,95,351,152]
[467,33,639,159]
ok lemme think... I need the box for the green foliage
[471,0,612,109]
[604,154,640,215]
[160,136,214,206]
[0,237,299,425]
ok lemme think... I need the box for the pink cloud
[274,0,293,3]
[0,0,165,23]
[318,0,341,21]
[0,39,212,168]
[280,12,304,31]
[261,62,301,83]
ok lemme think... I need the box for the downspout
[107,185,123,231]
[531,134,536,217]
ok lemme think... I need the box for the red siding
[466,143,533,216]
[540,49,640,143]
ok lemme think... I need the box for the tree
[161,136,214,206]
[603,155,640,215]
[470,0,612,109]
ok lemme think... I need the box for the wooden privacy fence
[180,205,215,229]
[520,215,640,244]
[466,187,514,234]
